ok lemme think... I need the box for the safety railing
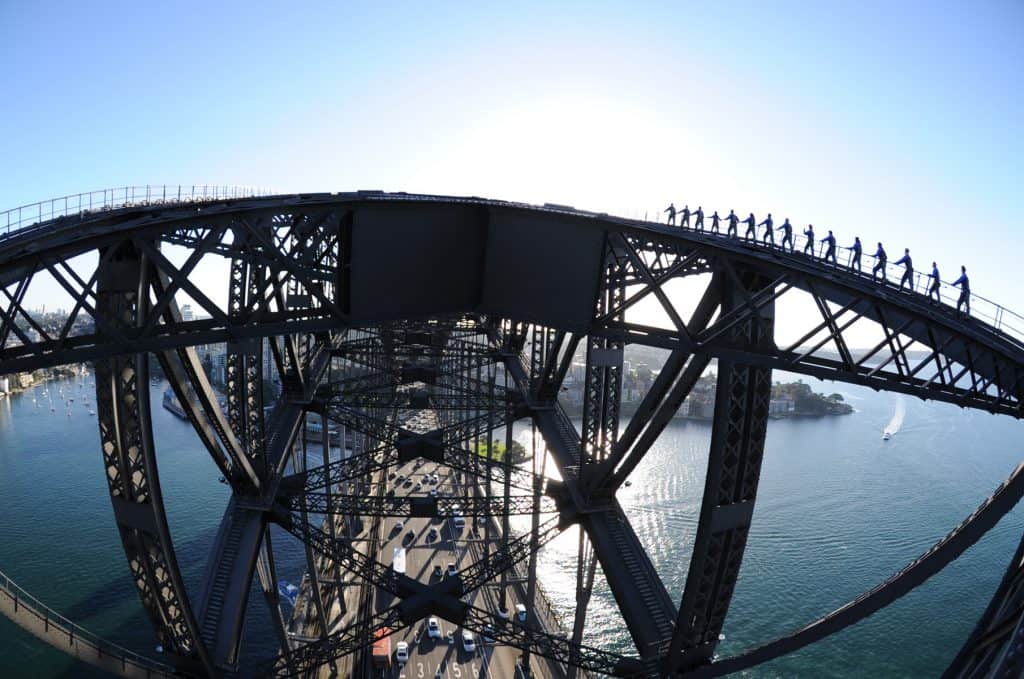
[0,568,176,676]
[637,206,1024,348]
[0,185,275,239]
[2,187,1019,347]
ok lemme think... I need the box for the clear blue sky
[1,1,1021,311]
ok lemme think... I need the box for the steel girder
[686,461,1024,678]
[284,491,556,517]
[492,325,675,666]
[190,337,335,668]
[2,196,1021,420]
[2,191,1022,678]
[93,241,214,676]
[666,270,774,673]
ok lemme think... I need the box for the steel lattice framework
[0,190,1023,678]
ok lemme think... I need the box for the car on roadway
[516,603,527,622]
[404,529,415,544]
[432,564,443,579]
[446,562,458,578]
[427,617,442,639]
[429,488,437,497]
[404,478,413,488]
[427,527,439,541]
[415,482,422,491]
[482,624,495,643]
[395,641,409,663]
[461,630,476,653]
[394,520,404,532]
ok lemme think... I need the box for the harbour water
[1,372,1023,677]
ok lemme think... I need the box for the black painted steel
[0,191,1021,677]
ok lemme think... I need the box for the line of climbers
[662,203,971,316]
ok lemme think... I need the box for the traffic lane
[381,461,496,678]
[380,459,544,678]
[388,596,492,679]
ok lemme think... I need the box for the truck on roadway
[372,627,391,668]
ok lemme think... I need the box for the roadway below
[288,445,569,678]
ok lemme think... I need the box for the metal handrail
[641,206,1024,348]
[0,568,175,675]
[1,186,1019,348]
[0,184,275,237]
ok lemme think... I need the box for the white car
[461,630,476,653]
[395,641,409,663]
[427,617,442,639]
[446,563,458,578]
[515,603,527,622]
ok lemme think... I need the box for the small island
[634,374,853,421]
[767,380,853,418]
[562,365,853,421]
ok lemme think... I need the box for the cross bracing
[0,191,1021,677]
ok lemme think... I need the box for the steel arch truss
[0,192,1021,677]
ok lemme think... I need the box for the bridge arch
[0,189,1021,677]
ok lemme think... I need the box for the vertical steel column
[520,421,547,677]
[567,533,598,679]
[581,241,625,479]
[484,360,496,570]
[945,527,1024,677]
[94,242,215,677]
[295,421,330,639]
[498,365,514,615]
[667,269,775,673]
[225,238,268,482]
[255,527,293,665]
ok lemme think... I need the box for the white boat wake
[883,397,906,439]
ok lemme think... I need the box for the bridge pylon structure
[0,187,1023,677]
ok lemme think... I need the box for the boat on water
[162,388,188,420]
[882,431,892,441]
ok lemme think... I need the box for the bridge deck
[286,450,567,678]
[0,569,176,678]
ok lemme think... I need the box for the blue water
[0,373,1022,677]
[511,377,1024,677]
[0,376,315,677]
